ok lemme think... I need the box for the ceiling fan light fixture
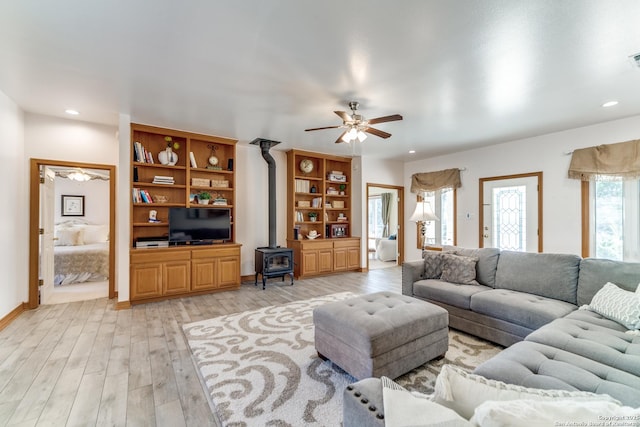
[357,130,367,142]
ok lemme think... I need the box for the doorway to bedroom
[367,184,404,270]
[29,159,115,307]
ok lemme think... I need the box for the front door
[480,173,541,252]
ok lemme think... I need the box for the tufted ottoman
[313,291,449,379]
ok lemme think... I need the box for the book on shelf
[133,141,154,164]
[152,175,175,184]
[132,188,155,204]
[295,179,310,193]
[311,197,323,208]
[189,152,198,168]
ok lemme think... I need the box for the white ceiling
[2,1,640,161]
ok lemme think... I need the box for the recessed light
[409,150,416,154]
[602,101,618,108]
[65,109,79,115]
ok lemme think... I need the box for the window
[588,179,640,261]
[417,188,455,248]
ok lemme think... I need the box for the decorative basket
[210,179,229,188]
[297,201,311,208]
[332,201,345,209]
[191,178,210,187]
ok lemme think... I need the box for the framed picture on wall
[61,195,85,216]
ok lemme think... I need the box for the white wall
[0,90,27,319]
[404,114,640,262]
[54,176,110,225]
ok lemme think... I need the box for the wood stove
[254,247,294,290]
[251,138,295,289]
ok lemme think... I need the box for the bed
[54,221,109,285]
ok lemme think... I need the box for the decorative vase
[158,147,178,165]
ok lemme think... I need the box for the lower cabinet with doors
[287,237,360,279]
[130,244,241,303]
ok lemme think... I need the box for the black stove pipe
[250,138,281,249]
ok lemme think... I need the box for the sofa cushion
[440,254,479,285]
[473,341,640,407]
[563,308,632,331]
[577,258,640,306]
[413,279,492,309]
[525,317,640,377]
[470,289,576,330]
[443,246,500,287]
[588,282,640,330]
[494,251,581,304]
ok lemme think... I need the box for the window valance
[568,139,640,181]
[411,168,461,193]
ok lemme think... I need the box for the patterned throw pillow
[423,251,445,279]
[589,282,640,330]
[440,254,479,285]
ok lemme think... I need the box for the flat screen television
[169,207,231,244]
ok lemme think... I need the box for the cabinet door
[301,251,319,275]
[131,263,163,300]
[218,256,240,287]
[318,249,333,272]
[192,258,217,291]
[347,247,360,270]
[333,248,347,271]
[163,261,191,295]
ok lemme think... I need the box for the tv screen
[169,208,231,243]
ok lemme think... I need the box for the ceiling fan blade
[367,114,403,125]
[334,111,351,122]
[364,127,392,139]
[305,125,342,132]
[335,130,348,143]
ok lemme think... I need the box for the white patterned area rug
[182,292,502,427]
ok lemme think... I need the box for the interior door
[481,174,541,252]
[39,167,56,304]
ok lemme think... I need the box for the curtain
[411,168,461,193]
[568,139,640,181]
[381,193,392,237]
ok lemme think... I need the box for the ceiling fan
[305,101,403,143]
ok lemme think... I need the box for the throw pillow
[381,377,472,426]
[433,364,620,420]
[440,254,479,285]
[388,234,397,240]
[472,398,639,427]
[588,282,640,330]
[55,228,84,246]
[423,251,446,279]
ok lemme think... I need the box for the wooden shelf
[134,162,186,171]
[133,183,187,189]
[287,149,360,279]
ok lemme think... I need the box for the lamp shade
[409,201,439,222]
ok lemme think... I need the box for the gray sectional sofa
[343,248,640,425]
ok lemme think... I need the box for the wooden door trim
[478,171,543,252]
[28,158,116,309]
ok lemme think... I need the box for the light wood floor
[0,267,401,427]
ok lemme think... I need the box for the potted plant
[198,191,212,205]
[308,212,318,222]
[339,184,347,195]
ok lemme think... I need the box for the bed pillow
[440,254,479,285]
[588,282,640,330]
[55,228,84,246]
[433,364,620,420]
[472,398,639,427]
[80,224,109,243]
